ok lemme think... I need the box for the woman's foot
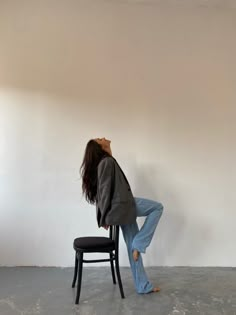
[139,287,161,294]
[132,249,140,261]
[152,287,161,293]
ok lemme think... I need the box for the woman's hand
[102,225,110,230]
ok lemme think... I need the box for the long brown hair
[80,139,111,204]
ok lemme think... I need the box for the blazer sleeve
[97,157,115,226]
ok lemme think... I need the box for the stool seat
[74,237,115,250]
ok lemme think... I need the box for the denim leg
[121,223,154,293]
[132,197,163,254]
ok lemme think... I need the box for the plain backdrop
[0,0,235,266]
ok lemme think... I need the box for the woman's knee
[154,201,164,213]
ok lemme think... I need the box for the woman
[80,137,164,294]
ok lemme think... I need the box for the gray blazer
[96,156,136,227]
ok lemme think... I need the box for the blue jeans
[120,197,163,293]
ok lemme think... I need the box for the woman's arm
[97,157,115,227]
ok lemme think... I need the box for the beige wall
[0,0,235,266]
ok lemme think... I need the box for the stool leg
[75,252,83,304]
[72,252,78,288]
[115,253,125,299]
[110,252,116,284]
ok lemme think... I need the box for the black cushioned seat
[74,237,115,250]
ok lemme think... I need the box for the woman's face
[94,137,111,151]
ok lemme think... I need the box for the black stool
[72,225,125,304]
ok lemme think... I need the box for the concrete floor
[0,267,235,315]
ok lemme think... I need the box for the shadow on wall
[132,161,212,266]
